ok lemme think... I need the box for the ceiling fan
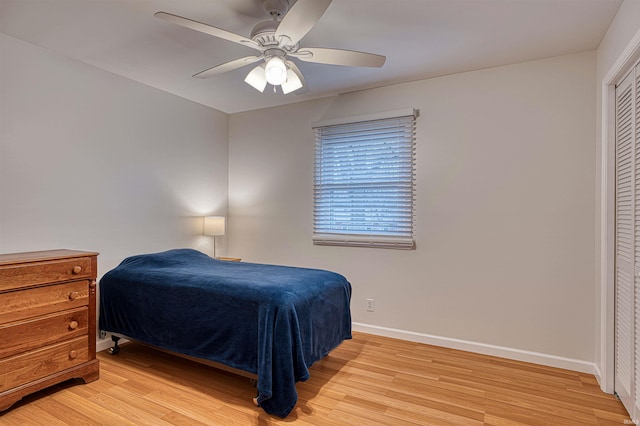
[155,0,386,94]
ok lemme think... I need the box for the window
[312,108,417,249]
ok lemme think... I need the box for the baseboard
[594,363,604,390]
[96,338,111,353]
[352,322,597,375]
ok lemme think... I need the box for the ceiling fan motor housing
[250,20,279,41]
[251,20,298,52]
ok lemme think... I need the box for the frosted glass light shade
[282,68,303,94]
[265,56,287,85]
[245,65,267,92]
[203,216,225,236]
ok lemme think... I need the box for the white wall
[229,51,597,367]
[595,0,640,388]
[0,34,229,275]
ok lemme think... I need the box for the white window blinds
[312,109,417,249]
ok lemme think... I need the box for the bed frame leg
[109,335,121,355]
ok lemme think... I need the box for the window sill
[312,234,415,250]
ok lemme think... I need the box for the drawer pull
[69,320,79,330]
[72,266,82,274]
[69,350,78,359]
[69,291,79,301]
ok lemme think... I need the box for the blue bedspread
[99,249,352,417]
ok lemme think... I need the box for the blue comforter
[99,249,352,417]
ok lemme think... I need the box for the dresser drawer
[0,336,89,392]
[0,281,89,324]
[0,307,88,359]
[0,257,93,292]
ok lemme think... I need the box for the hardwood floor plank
[30,395,97,425]
[142,389,225,424]
[331,401,417,426]
[0,331,631,425]
[483,398,599,426]
[51,391,140,426]
[103,385,174,418]
[594,407,637,424]
[389,375,488,410]
[484,413,538,426]
[86,390,175,426]
[383,389,485,422]
[484,390,600,424]
[160,410,211,426]
[383,404,485,426]
[0,406,67,426]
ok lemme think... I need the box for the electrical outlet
[366,298,375,312]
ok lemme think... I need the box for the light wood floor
[0,332,632,425]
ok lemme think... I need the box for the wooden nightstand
[215,257,241,262]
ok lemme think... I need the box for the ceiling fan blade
[282,60,306,94]
[155,12,261,50]
[274,0,332,46]
[193,56,263,79]
[292,47,386,68]
[244,64,267,92]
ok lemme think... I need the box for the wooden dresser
[0,249,99,411]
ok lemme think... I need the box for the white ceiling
[0,0,622,114]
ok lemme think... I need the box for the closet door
[635,66,640,419]
[615,67,637,418]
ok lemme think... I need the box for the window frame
[312,108,418,249]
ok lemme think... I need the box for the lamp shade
[203,216,225,236]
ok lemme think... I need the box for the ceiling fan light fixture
[265,56,287,86]
[244,64,268,92]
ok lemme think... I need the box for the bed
[98,248,352,418]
